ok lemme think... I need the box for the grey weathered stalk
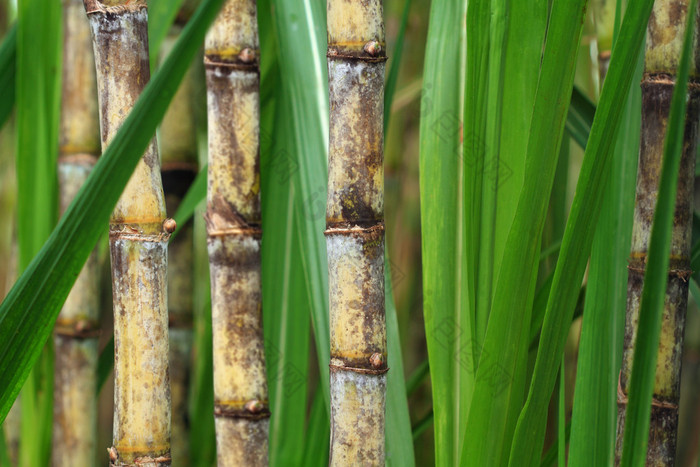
[159,22,199,467]
[53,0,101,465]
[326,0,387,465]
[204,1,269,465]
[616,1,700,464]
[84,1,172,465]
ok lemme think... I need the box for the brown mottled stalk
[204,1,268,465]
[52,0,101,465]
[616,1,700,464]
[84,1,172,465]
[159,21,198,467]
[326,0,387,464]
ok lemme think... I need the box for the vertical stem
[326,1,387,465]
[53,2,102,465]
[159,22,199,467]
[84,1,172,465]
[204,1,269,465]
[616,1,700,464]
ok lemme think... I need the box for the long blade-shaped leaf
[148,0,186,69]
[566,87,596,150]
[385,261,414,467]
[16,0,60,463]
[261,88,312,466]
[268,0,331,411]
[172,165,206,235]
[0,0,226,423]
[16,0,60,272]
[418,0,467,465]
[508,0,657,464]
[0,24,16,130]
[490,0,547,333]
[569,31,643,467]
[620,0,697,463]
[254,2,313,464]
[461,1,587,465]
[384,0,412,133]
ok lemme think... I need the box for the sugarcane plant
[616,0,700,464]
[326,0,387,464]
[204,1,269,464]
[84,0,173,464]
[52,0,101,465]
[159,17,199,466]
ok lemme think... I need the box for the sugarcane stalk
[204,1,269,465]
[52,1,101,465]
[84,1,172,465]
[159,21,199,467]
[616,1,700,464]
[326,1,387,464]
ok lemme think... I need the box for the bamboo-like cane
[84,1,173,465]
[325,1,387,464]
[52,1,101,465]
[159,23,198,467]
[616,1,700,464]
[204,2,269,465]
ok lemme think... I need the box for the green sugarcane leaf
[558,356,566,467]
[508,0,657,464]
[16,0,59,274]
[189,286,216,467]
[384,0,412,134]
[0,0,227,424]
[256,2,313,463]
[172,165,206,236]
[462,0,487,374]
[0,24,15,131]
[406,359,429,397]
[418,0,468,465]
[303,387,330,467]
[566,86,596,150]
[489,0,548,344]
[268,0,331,415]
[189,295,216,467]
[569,16,643,467]
[385,258,414,467]
[16,0,60,463]
[149,0,186,69]
[539,421,571,467]
[412,410,434,440]
[461,1,587,464]
[261,82,312,467]
[96,335,113,394]
[619,0,697,463]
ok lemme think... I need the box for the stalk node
[330,362,389,375]
[239,47,256,63]
[214,403,271,420]
[245,399,264,414]
[363,40,381,56]
[163,218,177,234]
[369,352,383,368]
